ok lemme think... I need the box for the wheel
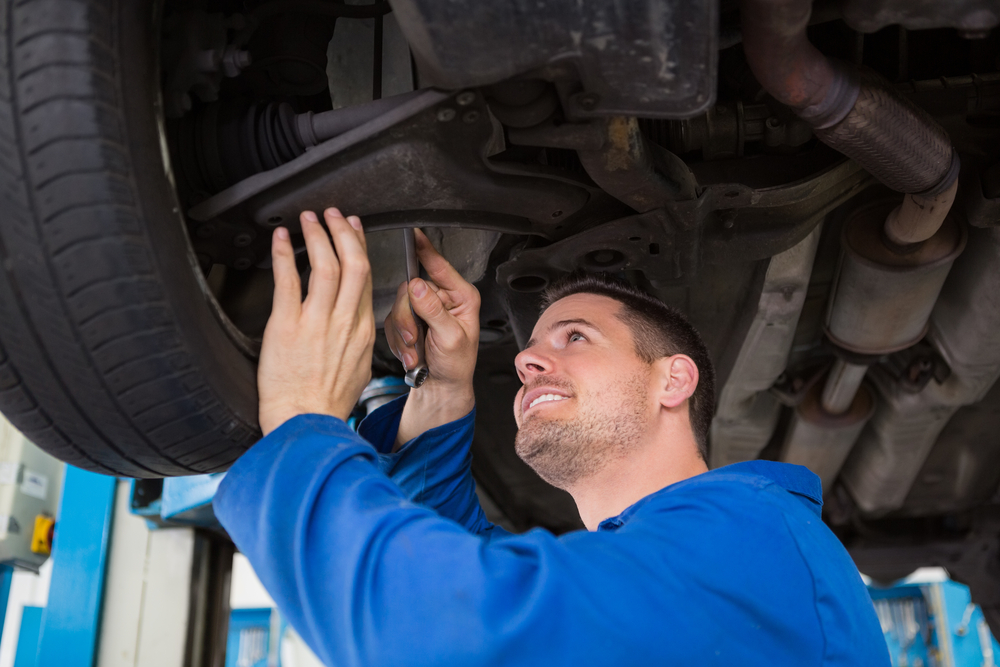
[0,0,260,476]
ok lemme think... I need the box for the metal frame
[869,578,1000,666]
[34,467,116,667]
[13,606,42,667]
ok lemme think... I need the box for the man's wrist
[394,381,475,450]
[412,380,474,417]
[259,401,351,437]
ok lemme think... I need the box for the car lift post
[35,466,115,667]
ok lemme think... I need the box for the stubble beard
[514,372,651,490]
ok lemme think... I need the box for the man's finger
[348,215,367,254]
[383,313,415,369]
[389,281,418,345]
[302,210,340,314]
[413,229,469,294]
[349,215,375,323]
[383,312,402,356]
[270,226,301,321]
[325,209,371,321]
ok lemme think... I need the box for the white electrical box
[0,413,65,571]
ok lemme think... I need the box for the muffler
[741,0,962,492]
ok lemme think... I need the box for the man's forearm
[394,382,475,451]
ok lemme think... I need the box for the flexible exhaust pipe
[740,0,959,198]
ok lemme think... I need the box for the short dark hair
[540,272,716,461]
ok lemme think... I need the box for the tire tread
[0,0,257,477]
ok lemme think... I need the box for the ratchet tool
[402,227,429,387]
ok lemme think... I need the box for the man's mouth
[529,394,569,410]
[521,387,573,416]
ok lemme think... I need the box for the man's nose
[514,346,552,382]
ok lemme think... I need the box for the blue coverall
[214,395,891,666]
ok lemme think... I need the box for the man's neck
[567,427,709,531]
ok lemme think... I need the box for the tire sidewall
[118,0,260,430]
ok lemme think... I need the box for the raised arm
[375,229,501,535]
[383,228,480,449]
[255,207,375,435]
[358,394,501,537]
[258,211,497,534]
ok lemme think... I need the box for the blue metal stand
[870,579,1000,666]
[226,608,274,667]
[0,564,15,647]
[14,607,42,667]
[34,467,116,667]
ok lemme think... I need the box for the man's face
[512,294,657,489]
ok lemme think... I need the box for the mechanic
[214,208,890,666]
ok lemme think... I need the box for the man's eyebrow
[552,318,600,332]
[525,319,601,349]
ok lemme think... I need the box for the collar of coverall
[596,460,824,532]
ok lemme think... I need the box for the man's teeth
[529,394,569,410]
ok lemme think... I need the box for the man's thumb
[409,279,451,327]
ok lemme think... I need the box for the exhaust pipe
[840,226,1000,515]
[780,201,966,489]
[741,0,959,196]
[741,0,962,492]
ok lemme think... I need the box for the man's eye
[568,331,586,342]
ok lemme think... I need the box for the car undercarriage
[3,0,1000,635]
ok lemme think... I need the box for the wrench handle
[402,227,429,388]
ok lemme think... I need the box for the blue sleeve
[213,416,845,667]
[355,395,503,538]
[213,417,626,667]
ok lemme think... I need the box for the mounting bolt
[462,110,480,124]
[437,108,456,122]
[720,209,738,229]
[233,233,254,248]
[233,257,253,270]
[575,92,600,111]
[196,223,216,239]
[456,91,476,106]
[222,46,252,78]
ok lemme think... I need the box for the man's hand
[257,208,376,436]
[385,229,480,448]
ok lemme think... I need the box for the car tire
[0,0,261,476]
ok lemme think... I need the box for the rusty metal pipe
[577,116,697,212]
[884,179,960,246]
[740,0,859,128]
[781,379,875,494]
[741,0,959,198]
[821,359,868,415]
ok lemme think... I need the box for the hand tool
[402,227,429,387]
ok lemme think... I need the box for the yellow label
[30,515,54,556]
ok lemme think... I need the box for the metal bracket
[187,90,596,270]
[496,210,692,291]
[498,159,873,291]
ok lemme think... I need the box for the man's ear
[652,354,699,410]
